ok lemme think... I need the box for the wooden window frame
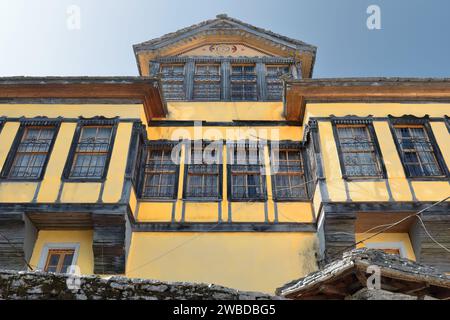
[227,142,267,202]
[265,65,290,101]
[230,64,258,101]
[183,142,223,201]
[160,63,186,101]
[389,119,449,180]
[270,144,309,201]
[193,63,221,101]
[332,121,387,180]
[62,119,118,182]
[44,249,76,273]
[37,243,80,273]
[0,120,60,181]
[138,141,181,200]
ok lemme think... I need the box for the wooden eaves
[0,76,167,124]
[284,77,450,124]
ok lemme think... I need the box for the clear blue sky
[1,0,449,77]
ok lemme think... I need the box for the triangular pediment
[133,14,317,77]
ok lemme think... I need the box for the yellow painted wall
[430,122,450,168]
[37,123,77,202]
[126,232,318,293]
[0,122,20,173]
[184,202,219,222]
[0,104,142,205]
[147,126,302,141]
[102,122,133,203]
[0,104,143,121]
[166,101,285,121]
[60,182,102,203]
[276,202,314,223]
[0,182,38,202]
[230,202,266,222]
[29,230,94,274]
[136,202,174,222]
[355,233,416,261]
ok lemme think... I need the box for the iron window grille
[2,125,57,180]
[160,64,185,100]
[184,143,222,200]
[193,64,221,100]
[334,124,385,179]
[228,142,266,201]
[271,147,308,200]
[230,65,257,101]
[67,126,114,180]
[392,124,446,178]
[266,65,290,101]
[141,145,180,199]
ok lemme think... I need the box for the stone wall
[0,270,281,300]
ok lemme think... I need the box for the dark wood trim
[132,222,316,232]
[147,120,302,127]
[322,201,450,214]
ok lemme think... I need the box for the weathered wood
[92,214,126,274]
[0,214,26,270]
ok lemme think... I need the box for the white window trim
[37,243,80,272]
[365,242,407,258]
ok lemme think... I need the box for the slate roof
[276,248,450,300]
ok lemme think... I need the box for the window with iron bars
[193,64,221,100]
[6,126,57,179]
[271,147,308,200]
[266,65,290,101]
[230,65,257,101]
[68,126,113,179]
[393,124,445,177]
[141,146,180,199]
[160,64,185,100]
[184,143,221,199]
[335,124,384,178]
[228,143,266,200]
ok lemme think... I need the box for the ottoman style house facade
[0,15,449,294]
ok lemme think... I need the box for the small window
[266,65,290,101]
[44,249,75,273]
[142,145,180,199]
[231,65,257,101]
[193,64,221,100]
[229,143,266,200]
[393,125,445,177]
[68,126,114,179]
[160,64,185,100]
[184,143,221,199]
[335,124,384,178]
[271,147,308,200]
[6,126,57,179]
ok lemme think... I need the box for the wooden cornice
[0,77,167,124]
[284,78,450,124]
